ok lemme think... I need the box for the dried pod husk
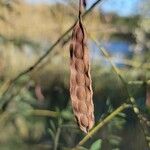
[70,20,94,133]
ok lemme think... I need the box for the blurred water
[103,40,132,56]
[90,39,133,67]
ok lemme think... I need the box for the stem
[128,80,150,85]
[31,109,59,118]
[54,126,61,150]
[54,118,62,150]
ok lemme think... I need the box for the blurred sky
[26,0,140,16]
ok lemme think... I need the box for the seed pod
[69,16,94,133]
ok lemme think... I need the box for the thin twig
[54,119,62,150]
[128,80,150,85]
[30,109,59,118]
[108,57,150,70]
[73,103,130,149]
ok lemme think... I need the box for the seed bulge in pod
[78,101,87,114]
[74,43,84,59]
[70,70,76,95]
[80,114,89,129]
[88,113,95,129]
[76,73,85,86]
[75,24,84,43]
[70,73,76,86]
[75,59,85,73]
[70,86,75,97]
[72,99,79,112]
[85,74,90,87]
[85,87,91,102]
[88,102,94,113]
[76,86,86,100]
[83,47,89,70]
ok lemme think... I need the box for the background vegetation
[0,0,150,149]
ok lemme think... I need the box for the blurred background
[0,0,150,149]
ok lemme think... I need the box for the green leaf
[61,109,73,120]
[90,139,102,150]
[50,120,56,131]
[48,128,55,140]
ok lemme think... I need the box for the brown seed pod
[69,13,94,133]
